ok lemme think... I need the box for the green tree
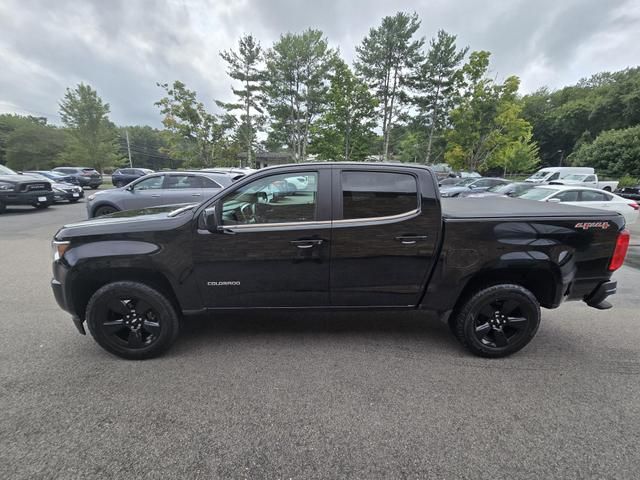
[522,67,640,168]
[218,34,264,167]
[355,12,424,161]
[262,29,337,161]
[0,114,50,165]
[5,122,66,170]
[155,81,235,167]
[409,30,467,164]
[310,59,377,161]
[58,83,122,171]
[571,125,640,177]
[445,54,539,173]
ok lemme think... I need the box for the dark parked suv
[111,168,154,187]
[53,167,103,189]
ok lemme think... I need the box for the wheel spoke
[107,299,131,316]
[475,322,492,336]
[142,320,161,337]
[492,329,509,347]
[102,319,125,335]
[134,299,153,316]
[506,316,528,329]
[501,300,520,316]
[127,330,142,348]
[478,304,495,320]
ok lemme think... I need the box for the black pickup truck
[51,163,630,359]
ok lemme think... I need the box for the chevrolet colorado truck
[51,163,630,359]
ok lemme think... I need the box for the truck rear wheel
[452,284,540,358]
[86,281,180,360]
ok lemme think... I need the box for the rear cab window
[340,171,419,220]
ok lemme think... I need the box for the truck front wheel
[86,281,180,360]
[452,284,540,358]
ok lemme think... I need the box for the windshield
[564,174,587,181]
[450,178,476,187]
[0,164,17,175]
[516,187,556,200]
[487,183,512,193]
[528,171,550,179]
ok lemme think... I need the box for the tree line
[0,11,639,179]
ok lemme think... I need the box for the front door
[330,168,440,307]
[120,174,165,210]
[193,169,332,308]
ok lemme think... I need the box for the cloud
[0,0,638,126]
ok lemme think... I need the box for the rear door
[162,174,205,205]
[330,168,440,307]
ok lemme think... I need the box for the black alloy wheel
[115,181,125,188]
[452,284,540,358]
[86,281,180,359]
[473,298,531,348]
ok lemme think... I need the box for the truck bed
[441,197,616,219]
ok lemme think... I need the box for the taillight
[609,229,630,271]
[629,202,639,211]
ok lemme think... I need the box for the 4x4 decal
[575,222,610,230]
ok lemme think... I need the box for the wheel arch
[90,201,121,217]
[454,264,561,313]
[70,267,181,321]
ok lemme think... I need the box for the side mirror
[202,205,219,232]
[468,184,476,189]
[547,198,561,203]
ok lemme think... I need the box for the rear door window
[163,175,203,189]
[579,190,609,202]
[341,171,418,220]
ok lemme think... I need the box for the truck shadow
[176,310,457,352]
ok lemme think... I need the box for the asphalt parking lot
[1,201,640,479]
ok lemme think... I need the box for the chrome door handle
[191,193,201,197]
[290,239,324,249]
[395,235,428,245]
[151,194,161,198]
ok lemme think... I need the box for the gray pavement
[1,202,639,479]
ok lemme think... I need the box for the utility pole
[125,129,133,168]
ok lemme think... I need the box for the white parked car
[516,185,639,225]
[525,167,594,184]
[549,173,618,192]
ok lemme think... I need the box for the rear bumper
[584,280,617,309]
[0,191,54,205]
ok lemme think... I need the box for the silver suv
[86,171,238,218]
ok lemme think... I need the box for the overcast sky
[1,0,639,127]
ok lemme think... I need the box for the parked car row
[53,167,103,189]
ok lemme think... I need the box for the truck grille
[20,183,52,192]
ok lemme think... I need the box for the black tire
[86,281,180,360]
[603,186,612,192]
[452,284,540,358]
[94,205,119,217]
[114,181,125,188]
[0,201,5,214]
[35,203,49,209]
[69,198,80,203]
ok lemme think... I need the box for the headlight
[52,240,70,261]
[440,192,451,197]
[0,181,15,191]
[88,194,96,201]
